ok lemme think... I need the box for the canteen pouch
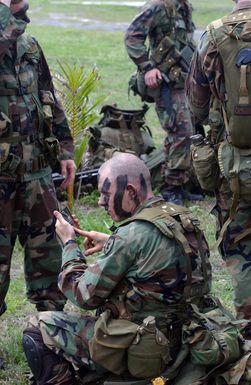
[0,143,21,176]
[0,112,11,137]
[218,141,251,204]
[191,141,220,191]
[127,315,171,379]
[89,309,138,375]
[183,300,242,368]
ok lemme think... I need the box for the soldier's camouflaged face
[98,173,132,222]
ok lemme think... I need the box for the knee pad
[23,327,76,385]
[22,328,44,380]
[0,302,7,316]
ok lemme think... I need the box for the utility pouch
[127,315,170,379]
[183,299,242,369]
[0,143,21,176]
[89,309,138,375]
[44,137,60,160]
[151,35,175,66]
[191,134,220,192]
[0,112,11,137]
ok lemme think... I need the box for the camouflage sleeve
[58,230,135,310]
[37,44,74,160]
[186,31,224,124]
[0,4,27,61]
[124,1,165,71]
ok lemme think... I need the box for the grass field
[0,1,235,384]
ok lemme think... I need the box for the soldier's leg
[0,179,21,315]
[155,88,198,205]
[23,311,97,384]
[20,173,66,311]
[221,208,251,320]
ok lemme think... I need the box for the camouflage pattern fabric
[186,0,251,320]
[35,197,211,372]
[0,172,66,311]
[0,4,74,312]
[125,0,195,187]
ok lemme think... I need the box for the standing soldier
[0,0,76,318]
[186,0,251,331]
[125,0,202,205]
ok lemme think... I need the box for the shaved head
[98,153,154,221]
[99,153,152,192]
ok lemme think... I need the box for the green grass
[0,1,237,383]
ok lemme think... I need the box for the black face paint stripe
[100,177,111,207]
[101,177,111,193]
[139,173,148,199]
[114,175,131,219]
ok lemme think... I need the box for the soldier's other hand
[74,229,109,256]
[54,210,76,244]
[144,68,162,88]
[59,159,76,189]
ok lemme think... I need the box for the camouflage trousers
[213,179,251,320]
[0,170,66,312]
[155,87,193,187]
[29,311,97,369]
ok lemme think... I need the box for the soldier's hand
[59,159,76,189]
[144,68,162,88]
[74,229,109,256]
[54,210,76,244]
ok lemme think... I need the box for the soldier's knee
[23,327,75,385]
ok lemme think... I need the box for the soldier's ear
[127,184,137,198]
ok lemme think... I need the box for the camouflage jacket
[0,4,74,177]
[59,197,211,324]
[186,1,251,125]
[124,0,195,75]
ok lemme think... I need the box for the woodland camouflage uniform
[0,4,74,315]
[26,197,211,383]
[124,0,195,193]
[186,0,251,322]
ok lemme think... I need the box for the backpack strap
[121,201,210,300]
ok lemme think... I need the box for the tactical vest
[120,199,212,301]
[151,0,195,82]
[82,104,155,170]
[0,33,59,176]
